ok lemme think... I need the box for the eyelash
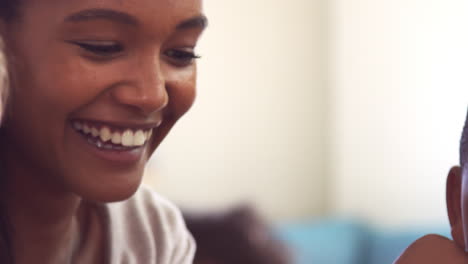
[77,42,123,56]
[72,41,200,66]
[164,49,201,67]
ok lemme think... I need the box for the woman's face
[2,0,205,201]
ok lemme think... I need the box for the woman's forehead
[22,0,203,10]
[18,0,204,29]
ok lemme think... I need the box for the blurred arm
[393,234,468,264]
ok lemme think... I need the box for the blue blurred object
[276,219,450,264]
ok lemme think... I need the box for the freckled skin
[0,0,204,262]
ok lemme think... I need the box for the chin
[75,179,142,203]
[65,165,146,203]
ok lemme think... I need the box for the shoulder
[394,234,468,264]
[104,185,195,263]
[123,185,185,226]
[108,185,186,232]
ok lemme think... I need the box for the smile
[71,120,155,151]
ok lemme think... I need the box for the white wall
[330,0,468,227]
[145,0,328,221]
[144,1,468,226]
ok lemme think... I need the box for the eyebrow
[176,15,208,30]
[64,8,207,31]
[64,9,138,26]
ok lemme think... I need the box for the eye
[164,49,201,67]
[70,40,124,58]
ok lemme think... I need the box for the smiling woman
[0,0,206,263]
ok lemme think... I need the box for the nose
[110,57,168,116]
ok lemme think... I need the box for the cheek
[40,61,104,111]
[147,67,196,153]
[12,56,94,118]
[167,80,196,119]
[165,67,197,120]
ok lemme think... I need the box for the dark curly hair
[0,1,21,263]
[460,108,468,168]
[0,0,20,22]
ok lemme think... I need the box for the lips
[71,120,156,151]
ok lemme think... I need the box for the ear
[447,166,466,249]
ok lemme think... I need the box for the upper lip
[71,118,162,130]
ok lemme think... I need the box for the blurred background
[144,0,468,263]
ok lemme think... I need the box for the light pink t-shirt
[95,186,195,264]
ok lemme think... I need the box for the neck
[1,144,84,263]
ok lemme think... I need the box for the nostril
[110,82,169,116]
[139,91,169,114]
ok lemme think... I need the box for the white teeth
[91,127,99,137]
[133,130,146,146]
[111,132,122,145]
[72,121,153,148]
[100,127,111,142]
[83,124,91,134]
[121,130,134,147]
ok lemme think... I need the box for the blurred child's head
[447,109,468,251]
[184,205,292,264]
